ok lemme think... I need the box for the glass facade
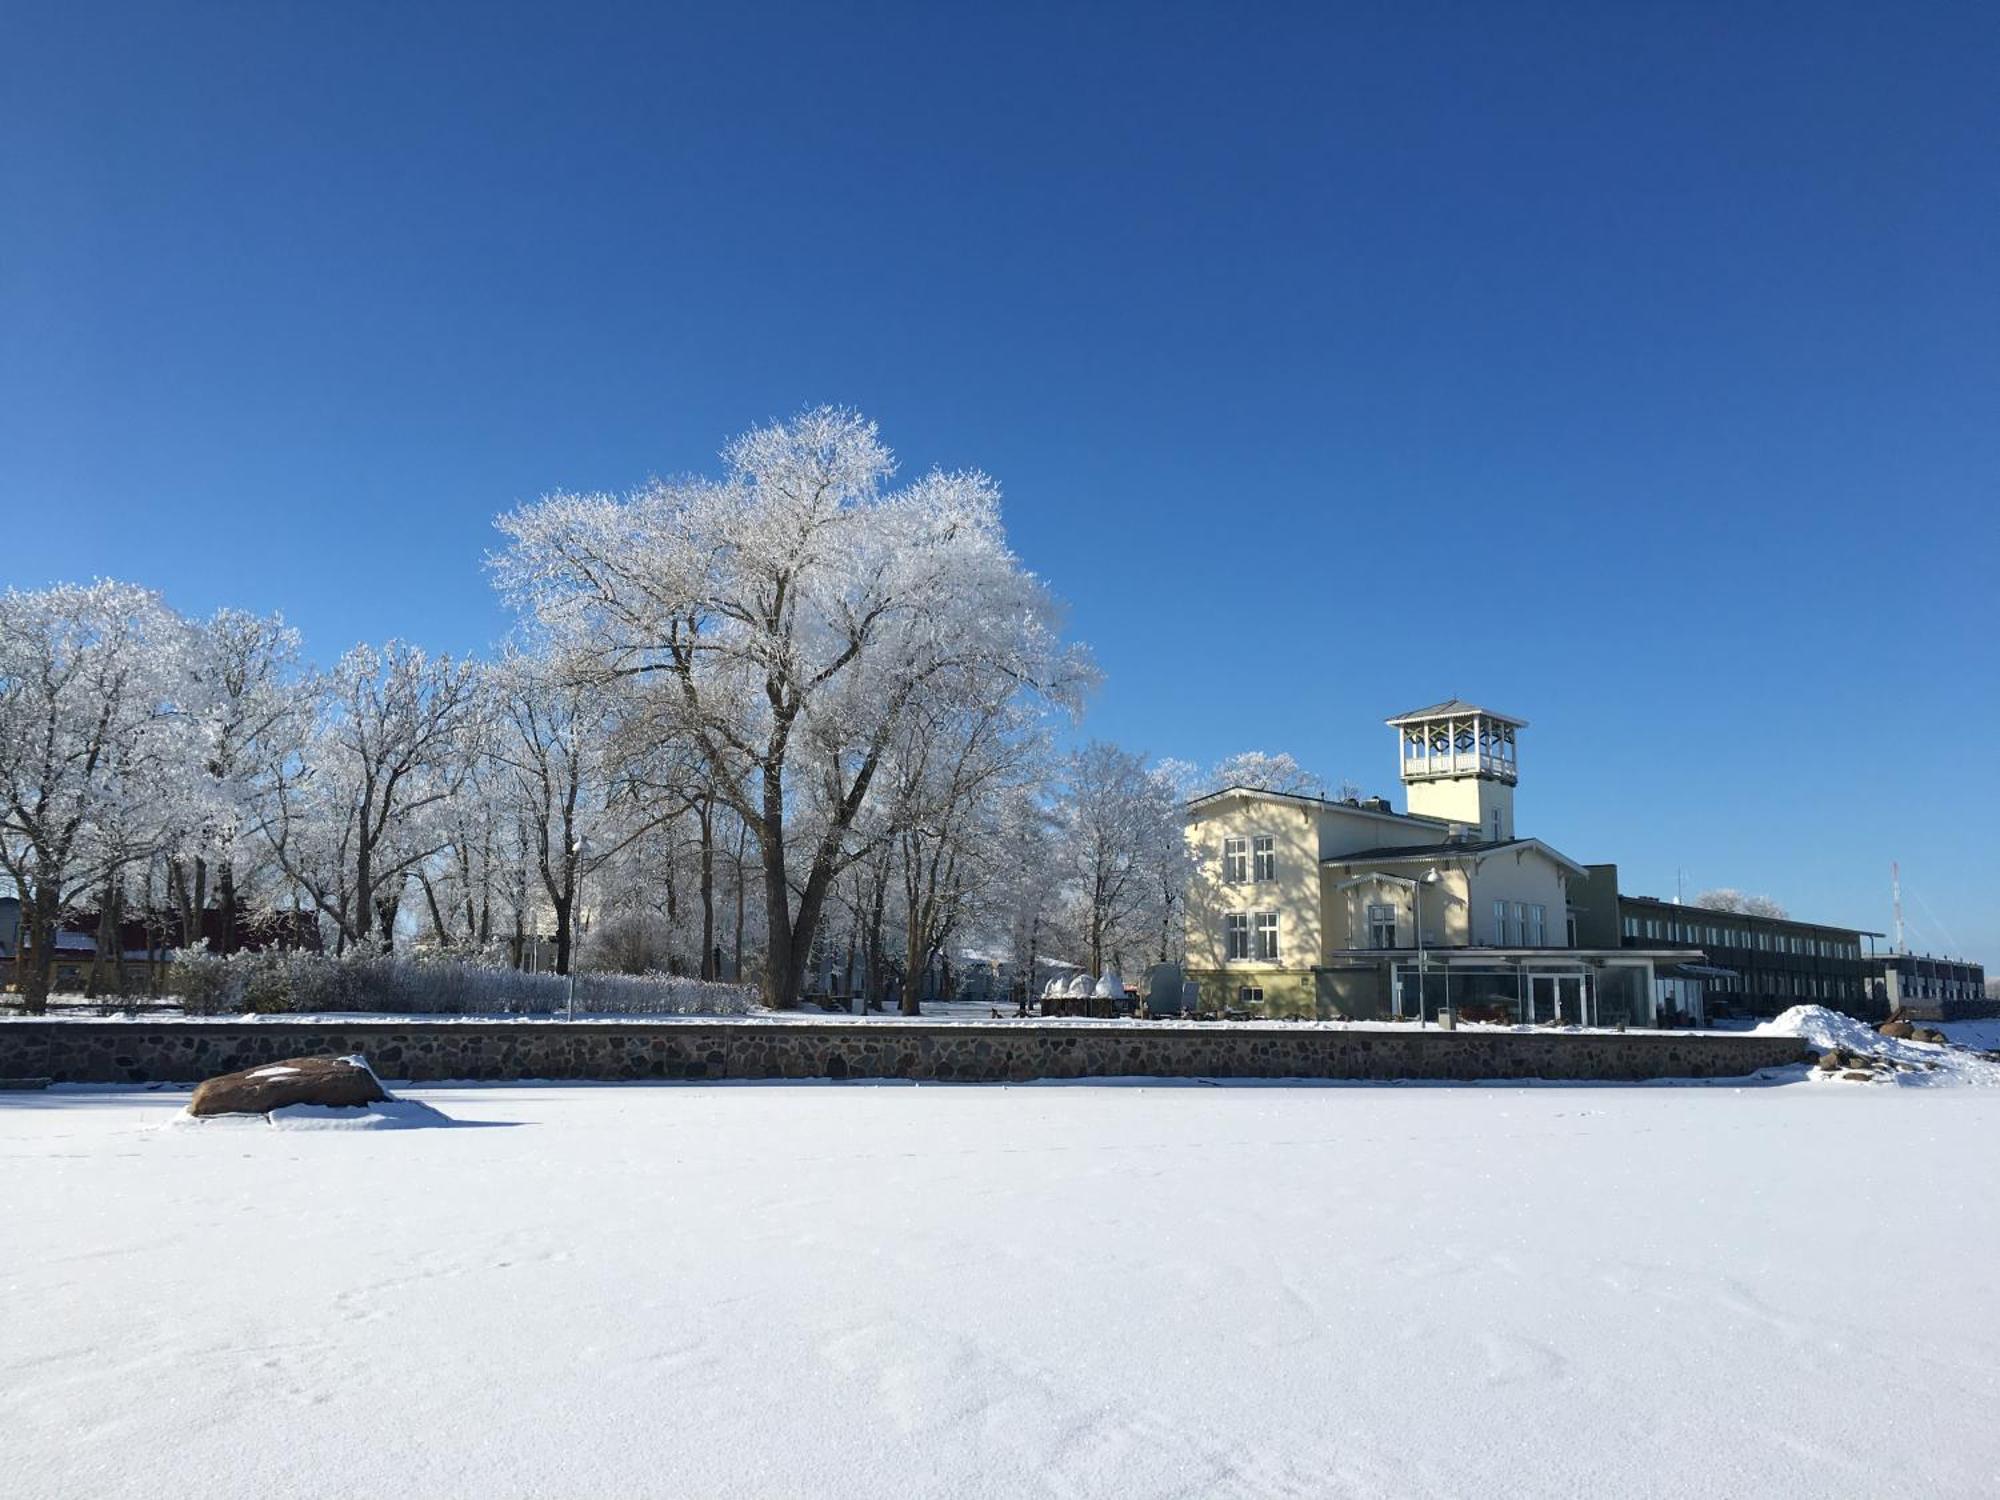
[1388,961,1656,1027]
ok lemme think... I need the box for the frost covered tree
[254,642,483,951]
[1054,742,1188,978]
[1196,750,1325,799]
[483,647,678,976]
[170,608,305,955]
[980,781,1064,1002]
[882,688,1047,1013]
[1694,888,1789,919]
[0,583,200,1010]
[495,407,1087,1008]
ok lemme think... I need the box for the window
[1223,837,1248,884]
[1254,911,1280,961]
[1528,904,1546,946]
[1225,913,1250,959]
[1622,915,1639,939]
[1252,835,1276,882]
[1494,900,1509,945]
[1368,903,1398,949]
[1238,985,1264,1007]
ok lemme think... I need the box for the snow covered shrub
[165,949,753,1017]
[169,953,235,1016]
[237,952,301,1014]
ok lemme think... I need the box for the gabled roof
[1385,700,1527,728]
[1323,837,1588,877]
[1184,785,1447,827]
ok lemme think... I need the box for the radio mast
[1891,861,1906,955]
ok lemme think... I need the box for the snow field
[5,1081,1999,1498]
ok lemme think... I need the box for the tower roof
[1385,699,1527,728]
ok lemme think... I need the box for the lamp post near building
[1414,866,1441,1026]
[1335,866,1444,1025]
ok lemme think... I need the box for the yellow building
[1184,701,1683,1024]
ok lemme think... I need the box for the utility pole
[1891,861,1906,955]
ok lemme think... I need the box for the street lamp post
[1413,875,1427,1027]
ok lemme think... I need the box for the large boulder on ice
[1878,1019,1915,1040]
[188,1054,388,1118]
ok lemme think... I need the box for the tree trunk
[191,856,208,948]
[732,822,746,983]
[553,890,573,978]
[86,883,115,1000]
[758,775,797,1007]
[901,917,926,1017]
[698,795,716,981]
[218,858,238,956]
[110,880,129,1000]
[20,885,60,1014]
[1027,912,1040,1015]
[418,875,453,948]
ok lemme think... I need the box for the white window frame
[1367,903,1397,950]
[1252,835,1276,883]
[1222,837,1248,884]
[1254,910,1280,962]
[1493,899,1509,945]
[1528,904,1545,946]
[1225,912,1250,960]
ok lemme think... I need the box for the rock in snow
[187,1054,389,1117]
[1755,1005,2000,1086]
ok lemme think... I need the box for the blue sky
[4,3,1995,959]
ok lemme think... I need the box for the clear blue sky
[4,3,1995,960]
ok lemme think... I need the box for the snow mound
[170,1099,456,1130]
[1755,1005,2000,1087]
[269,1100,454,1130]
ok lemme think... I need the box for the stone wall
[0,1018,1814,1087]
[1903,998,2000,1023]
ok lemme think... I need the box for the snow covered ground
[7,1080,2000,1498]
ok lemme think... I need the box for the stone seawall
[0,1019,1814,1086]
